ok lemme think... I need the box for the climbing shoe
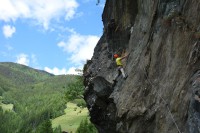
[124,75,128,79]
[113,79,117,83]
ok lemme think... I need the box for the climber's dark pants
[117,66,126,78]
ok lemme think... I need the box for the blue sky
[0,0,105,75]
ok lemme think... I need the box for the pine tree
[37,119,53,133]
[76,119,97,133]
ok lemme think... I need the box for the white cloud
[66,67,77,74]
[66,67,83,75]
[2,25,16,38]
[0,0,79,29]
[44,67,67,75]
[57,33,100,66]
[64,0,79,21]
[16,53,29,66]
[44,66,82,75]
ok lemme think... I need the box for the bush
[73,99,87,108]
[36,119,53,133]
[76,119,97,133]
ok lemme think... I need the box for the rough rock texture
[83,0,200,133]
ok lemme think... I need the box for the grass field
[52,102,88,133]
[0,96,13,111]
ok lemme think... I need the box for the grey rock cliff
[83,0,200,132]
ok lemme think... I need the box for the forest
[0,62,96,133]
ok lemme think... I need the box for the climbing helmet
[114,54,118,58]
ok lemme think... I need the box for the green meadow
[52,102,88,133]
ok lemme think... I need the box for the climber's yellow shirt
[116,57,123,66]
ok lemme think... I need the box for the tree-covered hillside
[0,62,82,133]
[0,62,53,84]
[0,62,54,95]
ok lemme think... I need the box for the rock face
[83,0,200,133]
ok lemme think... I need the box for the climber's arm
[121,53,130,60]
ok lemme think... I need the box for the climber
[114,53,129,79]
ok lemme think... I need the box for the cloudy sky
[0,0,105,75]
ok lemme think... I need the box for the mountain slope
[0,62,53,85]
[0,62,54,94]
